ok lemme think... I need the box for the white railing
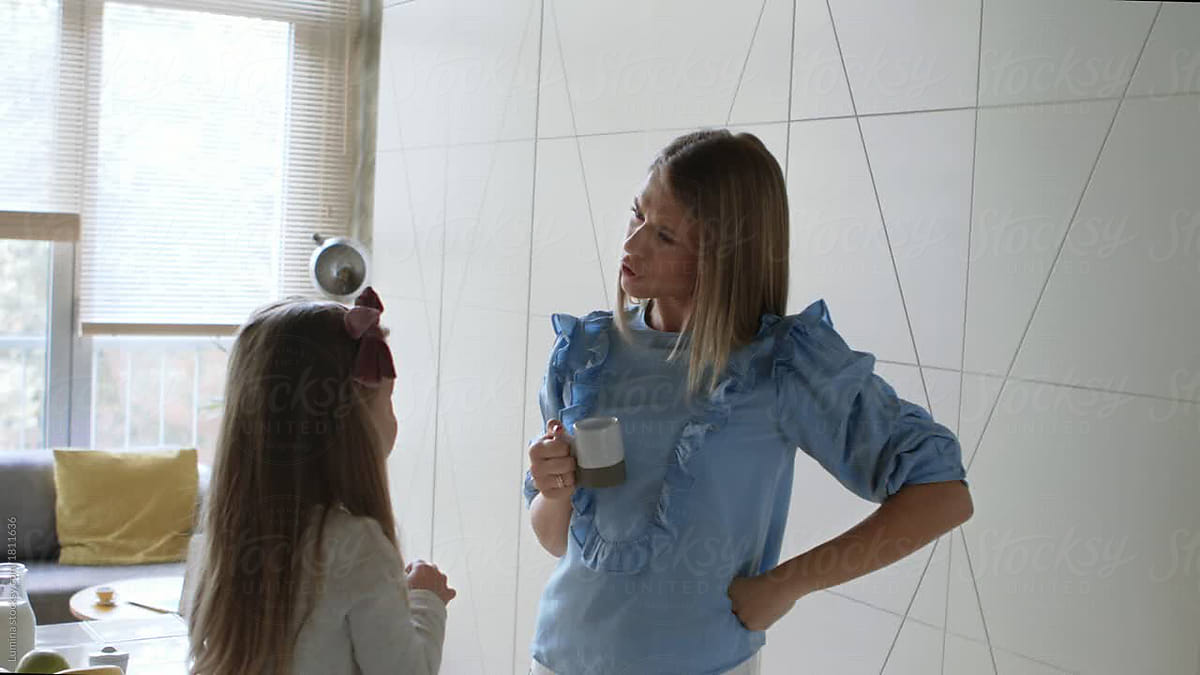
[86,336,231,452]
[0,335,47,451]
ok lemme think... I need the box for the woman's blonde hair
[613,128,790,398]
[187,298,398,675]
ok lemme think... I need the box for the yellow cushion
[53,448,198,565]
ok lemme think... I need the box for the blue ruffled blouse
[522,299,969,674]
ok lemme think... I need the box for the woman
[523,129,973,674]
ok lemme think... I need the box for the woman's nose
[623,224,648,255]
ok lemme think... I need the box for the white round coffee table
[69,575,185,621]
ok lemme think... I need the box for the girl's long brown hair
[187,298,398,675]
[613,128,791,398]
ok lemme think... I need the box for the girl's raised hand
[406,559,457,606]
[528,419,577,501]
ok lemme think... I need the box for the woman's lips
[621,263,637,278]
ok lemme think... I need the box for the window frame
[5,0,377,452]
[50,239,78,448]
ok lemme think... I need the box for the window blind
[0,1,85,222]
[0,0,368,335]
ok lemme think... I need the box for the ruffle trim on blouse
[768,297,851,402]
[550,306,797,575]
[549,310,612,387]
[764,294,834,353]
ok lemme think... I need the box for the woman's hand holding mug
[405,559,457,605]
[528,419,577,501]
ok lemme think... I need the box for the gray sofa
[0,449,212,625]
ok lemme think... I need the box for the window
[80,2,290,329]
[87,336,232,460]
[0,0,376,458]
[0,240,51,451]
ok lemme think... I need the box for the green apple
[15,648,70,673]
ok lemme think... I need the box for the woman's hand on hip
[727,572,797,632]
[528,419,576,501]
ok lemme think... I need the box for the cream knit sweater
[181,505,447,674]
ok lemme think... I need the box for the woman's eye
[629,205,669,242]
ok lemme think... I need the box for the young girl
[523,129,973,673]
[183,287,456,675]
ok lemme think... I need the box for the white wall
[372,1,1200,673]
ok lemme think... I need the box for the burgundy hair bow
[344,286,397,386]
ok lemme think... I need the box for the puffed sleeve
[773,299,969,504]
[523,313,576,509]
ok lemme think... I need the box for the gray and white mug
[566,416,626,488]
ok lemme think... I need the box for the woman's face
[620,170,698,301]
